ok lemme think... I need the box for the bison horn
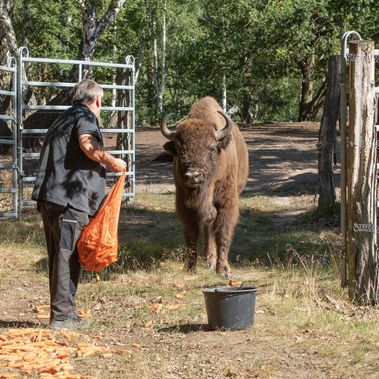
[160,114,177,141]
[215,111,234,140]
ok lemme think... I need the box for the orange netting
[77,171,125,272]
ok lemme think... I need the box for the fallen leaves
[228,279,243,287]
[147,293,188,314]
[166,304,186,311]
[148,303,163,313]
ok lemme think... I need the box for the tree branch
[96,0,126,37]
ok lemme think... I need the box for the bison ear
[163,141,176,156]
[217,134,232,151]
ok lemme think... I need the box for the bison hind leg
[184,247,198,272]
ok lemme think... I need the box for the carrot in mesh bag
[77,171,126,272]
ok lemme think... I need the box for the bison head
[161,111,233,189]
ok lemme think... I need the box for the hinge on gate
[353,223,377,233]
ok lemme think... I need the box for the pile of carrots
[0,328,115,378]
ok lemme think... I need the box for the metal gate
[0,48,135,218]
[0,56,18,218]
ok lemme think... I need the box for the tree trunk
[241,92,251,124]
[23,0,126,133]
[298,53,326,122]
[346,40,378,305]
[317,55,340,213]
[22,0,30,47]
[152,0,167,116]
[0,0,17,114]
[222,73,227,112]
[298,54,315,121]
[157,0,167,115]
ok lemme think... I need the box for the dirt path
[135,122,322,224]
[135,122,320,196]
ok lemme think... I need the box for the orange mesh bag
[77,171,126,272]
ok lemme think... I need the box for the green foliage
[8,0,379,123]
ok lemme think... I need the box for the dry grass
[0,191,379,378]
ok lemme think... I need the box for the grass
[0,191,379,378]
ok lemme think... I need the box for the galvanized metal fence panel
[0,48,136,218]
[0,57,19,218]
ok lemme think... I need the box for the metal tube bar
[22,129,48,134]
[0,139,15,144]
[22,105,133,111]
[105,149,134,155]
[0,115,15,121]
[0,90,16,96]
[22,128,134,134]
[15,51,23,218]
[23,81,133,90]
[22,57,134,69]
[100,128,134,133]
[0,65,16,72]
[131,60,136,201]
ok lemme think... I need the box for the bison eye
[208,145,217,153]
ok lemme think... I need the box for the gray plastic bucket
[203,287,257,330]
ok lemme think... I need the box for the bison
[160,96,249,275]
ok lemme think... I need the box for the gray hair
[72,79,103,104]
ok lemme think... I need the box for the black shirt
[32,103,106,216]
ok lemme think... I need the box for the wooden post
[318,56,340,213]
[347,40,378,304]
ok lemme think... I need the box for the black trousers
[39,202,89,322]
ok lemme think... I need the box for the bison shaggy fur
[161,96,249,275]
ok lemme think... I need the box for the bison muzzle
[161,96,249,275]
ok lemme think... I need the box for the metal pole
[16,47,28,218]
[131,57,136,202]
[11,59,18,218]
[339,31,361,287]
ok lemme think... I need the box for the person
[32,79,126,330]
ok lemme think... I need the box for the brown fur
[163,96,249,275]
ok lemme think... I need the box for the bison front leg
[183,222,200,272]
[201,202,217,269]
[215,199,239,277]
[204,224,217,269]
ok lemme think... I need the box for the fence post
[318,55,340,213]
[347,39,378,304]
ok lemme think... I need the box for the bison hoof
[216,263,231,278]
[184,261,197,273]
[207,260,216,270]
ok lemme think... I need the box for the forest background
[1,0,378,126]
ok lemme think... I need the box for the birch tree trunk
[157,0,166,114]
[75,0,126,80]
[23,0,126,132]
[0,0,17,114]
[347,40,378,305]
[222,73,227,112]
[153,0,167,115]
[22,0,30,48]
[0,0,17,148]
